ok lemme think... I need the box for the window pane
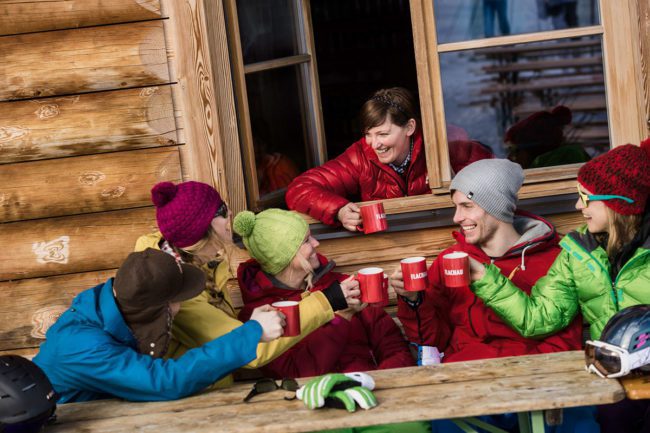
[440,36,609,172]
[236,0,300,64]
[311,0,418,159]
[246,66,308,201]
[434,0,600,44]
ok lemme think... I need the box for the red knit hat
[505,106,572,149]
[151,181,224,247]
[577,138,650,215]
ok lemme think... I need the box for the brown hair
[594,208,642,259]
[359,87,419,133]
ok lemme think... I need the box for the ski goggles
[585,340,650,378]
[577,186,634,208]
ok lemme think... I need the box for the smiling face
[576,184,610,234]
[364,117,416,165]
[452,190,501,247]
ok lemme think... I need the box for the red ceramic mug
[442,252,470,288]
[401,256,428,291]
[355,267,385,303]
[271,301,301,337]
[358,203,388,234]
[376,273,390,307]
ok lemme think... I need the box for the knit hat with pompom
[577,138,650,215]
[505,105,572,150]
[151,181,224,248]
[233,209,308,275]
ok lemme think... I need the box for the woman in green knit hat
[134,181,359,390]
[234,208,430,433]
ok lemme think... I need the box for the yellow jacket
[134,233,335,388]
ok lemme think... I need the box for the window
[224,0,646,220]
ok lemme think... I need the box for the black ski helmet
[0,356,57,433]
[600,304,650,357]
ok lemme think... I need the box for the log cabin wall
[0,0,183,357]
[1,0,649,360]
[639,0,650,136]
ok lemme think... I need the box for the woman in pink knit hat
[469,138,650,433]
[135,181,360,389]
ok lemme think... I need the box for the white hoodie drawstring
[520,244,534,271]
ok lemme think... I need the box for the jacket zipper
[468,296,480,337]
[612,250,650,308]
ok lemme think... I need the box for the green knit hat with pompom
[233,208,308,275]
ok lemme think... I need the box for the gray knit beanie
[449,159,524,223]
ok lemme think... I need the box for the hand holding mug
[468,256,486,282]
[250,305,285,342]
[337,203,362,232]
[389,269,418,302]
[340,276,361,309]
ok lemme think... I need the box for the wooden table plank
[49,352,624,433]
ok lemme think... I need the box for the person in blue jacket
[33,248,285,403]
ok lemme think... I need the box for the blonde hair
[275,249,315,290]
[173,226,235,294]
[595,208,642,259]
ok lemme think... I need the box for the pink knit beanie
[151,181,224,248]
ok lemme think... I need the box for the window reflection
[441,36,608,172]
[434,0,600,44]
[246,66,307,205]
[236,0,299,64]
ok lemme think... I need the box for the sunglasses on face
[585,339,650,379]
[576,186,634,207]
[243,377,299,402]
[214,203,229,219]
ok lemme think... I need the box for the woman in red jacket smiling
[285,87,429,231]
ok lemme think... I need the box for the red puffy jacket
[285,130,429,226]
[238,254,414,378]
[397,211,583,363]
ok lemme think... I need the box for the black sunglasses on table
[243,378,299,402]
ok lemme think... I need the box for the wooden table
[49,351,624,433]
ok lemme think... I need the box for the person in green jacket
[468,138,650,433]
[135,181,360,390]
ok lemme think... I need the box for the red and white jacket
[398,211,583,362]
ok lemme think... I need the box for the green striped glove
[296,373,378,412]
[329,386,378,412]
[296,373,353,409]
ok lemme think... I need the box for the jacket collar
[238,254,335,302]
[453,210,558,261]
[99,278,138,347]
[361,129,424,189]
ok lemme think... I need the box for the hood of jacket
[452,209,559,269]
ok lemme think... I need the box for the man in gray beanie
[390,157,583,365]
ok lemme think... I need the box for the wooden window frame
[224,0,325,211]
[213,0,646,222]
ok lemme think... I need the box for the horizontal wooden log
[1,147,181,222]
[0,0,161,36]
[0,207,157,281]
[0,21,169,101]
[0,86,178,163]
[0,270,116,352]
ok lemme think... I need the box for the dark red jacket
[397,211,583,363]
[237,255,414,378]
[285,130,429,226]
